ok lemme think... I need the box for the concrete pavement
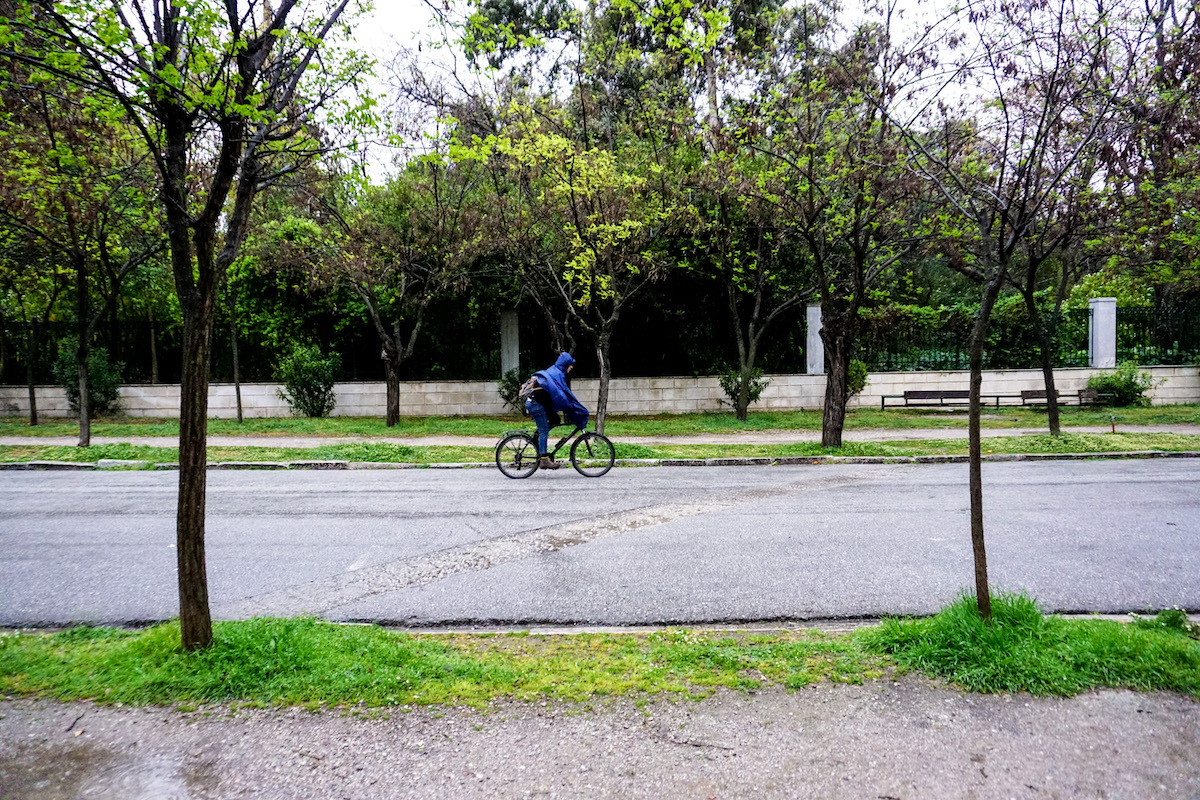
[2,425,1198,799]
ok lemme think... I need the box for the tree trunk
[230,315,243,423]
[1028,299,1061,436]
[25,324,39,426]
[177,308,214,651]
[820,313,852,448]
[594,336,611,435]
[967,274,1004,621]
[736,366,751,422]
[75,337,91,448]
[148,307,159,385]
[75,264,91,447]
[385,357,401,427]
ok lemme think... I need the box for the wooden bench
[881,390,1003,409]
[1077,388,1114,406]
[1021,389,1114,407]
[1021,390,1059,406]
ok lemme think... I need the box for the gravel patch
[1,678,1197,799]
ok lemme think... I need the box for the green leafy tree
[3,0,373,650]
[1097,0,1200,302]
[458,0,696,432]
[0,229,69,425]
[898,0,1133,617]
[747,3,917,444]
[52,336,123,416]
[0,27,162,442]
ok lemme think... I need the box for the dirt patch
[2,678,1197,799]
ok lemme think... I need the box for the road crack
[215,475,858,619]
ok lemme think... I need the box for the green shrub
[1086,361,1155,407]
[275,344,340,418]
[847,359,869,397]
[497,368,529,412]
[719,367,770,410]
[52,338,124,417]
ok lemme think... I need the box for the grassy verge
[1,433,1197,466]
[2,404,1196,439]
[1,597,1195,709]
[864,595,1200,695]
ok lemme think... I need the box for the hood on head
[555,352,575,371]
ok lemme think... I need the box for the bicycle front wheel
[570,432,616,477]
[496,432,539,479]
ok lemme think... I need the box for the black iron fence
[852,307,1092,372]
[1116,305,1200,365]
[2,304,1195,389]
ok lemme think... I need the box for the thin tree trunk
[75,339,91,447]
[736,366,752,421]
[177,308,214,651]
[230,313,243,423]
[148,307,159,385]
[1028,299,1061,435]
[967,274,1005,621]
[819,304,857,448]
[76,266,91,447]
[385,358,401,427]
[25,324,39,426]
[594,336,611,435]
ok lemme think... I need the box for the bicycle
[495,424,616,478]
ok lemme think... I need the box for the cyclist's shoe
[538,456,560,470]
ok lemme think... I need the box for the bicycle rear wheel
[496,432,539,478]
[570,432,616,477]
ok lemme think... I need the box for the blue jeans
[525,399,550,456]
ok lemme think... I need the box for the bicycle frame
[545,425,585,459]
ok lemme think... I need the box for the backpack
[517,375,541,414]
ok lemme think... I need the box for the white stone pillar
[1088,297,1117,368]
[806,305,824,375]
[500,310,519,376]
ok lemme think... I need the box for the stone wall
[1,366,1195,419]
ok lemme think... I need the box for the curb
[3,451,1199,471]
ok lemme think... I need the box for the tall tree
[898,0,1132,616]
[266,153,484,426]
[0,11,162,441]
[1099,0,1200,301]
[749,2,917,445]
[0,231,69,425]
[4,0,371,649]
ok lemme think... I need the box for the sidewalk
[1,678,1197,799]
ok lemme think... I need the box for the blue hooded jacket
[534,352,589,428]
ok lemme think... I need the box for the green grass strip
[2,404,1196,439]
[1,597,1196,709]
[864,594,1200,695]
[0,619,876,709]
[2,433,1196,466]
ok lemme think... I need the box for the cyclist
[525,352,590,470]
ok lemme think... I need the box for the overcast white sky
[341,0,948,177]
[354,1,442,64]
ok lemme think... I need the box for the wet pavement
[3,423,1199,798]
[1,677,1198,799]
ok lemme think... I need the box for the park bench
[1020,389,1059,406]
[1077,388,1114,406]
[1021,389,1114,407]
[880,390,1004,410]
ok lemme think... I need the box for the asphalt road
[1,460,1197,627]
